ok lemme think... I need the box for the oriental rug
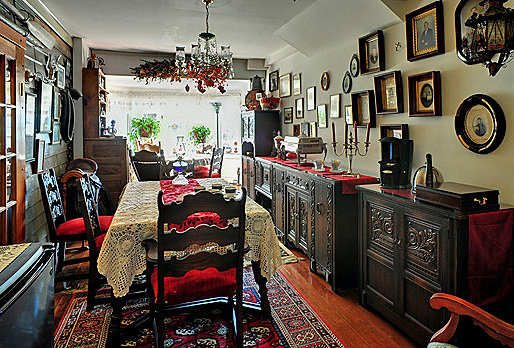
[54,269,345,348]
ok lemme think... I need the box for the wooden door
[313,180,332,279]
[0,26,26,244]
[297,190,310,256]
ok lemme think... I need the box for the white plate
[312,168,326,172]
[330,169,344,174]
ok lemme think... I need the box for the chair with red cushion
[193,146,225,178]
[148,188,246,348]
[38,168,113,283]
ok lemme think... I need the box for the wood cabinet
[241,111,280,157]
[284,170,312,256]
[82,68,108,138]
[271,165,285,239]
[241,155,255,200]
[358,184,468,346]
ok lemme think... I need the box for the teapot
[412,153,443,193]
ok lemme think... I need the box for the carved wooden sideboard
[357,184,469,346]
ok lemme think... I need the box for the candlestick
[332,122,336,143]
[365,122,370,144]
[344,123,348,147]
[353,121,358,143]
[331,120,371,178]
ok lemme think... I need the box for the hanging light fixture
[464,0,514,76]
[131,0,234,93]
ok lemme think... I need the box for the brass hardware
[474,197,488,205]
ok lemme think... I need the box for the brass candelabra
[331,123,370,178]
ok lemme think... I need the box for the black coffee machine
[378,137,413,189]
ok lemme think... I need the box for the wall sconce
[464,0,514,76]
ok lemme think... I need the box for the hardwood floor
[54,245,420,348]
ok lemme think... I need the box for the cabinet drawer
[285,171,310,192]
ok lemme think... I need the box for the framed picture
[295,98,304,119]
[53,89,61,120]
[408,71,441,116]
[406,1,444,62]
[301,122,310,136]
[351,90,376,127]
[279,73,291,98]
[320,72,330,91]
[309,121,317,137]
[269,70,279,91]
[284,107,293,123]
[380,124,409,139]
[293,73,301,96]
[344,105,353,124]
[25,92,37,162]
[358,30,385,75]
[52,122,61,144]
[317,104,327,128]
[374,71,403,114]
[455,94,506,154]
[306,86,316,111]
[56,65,66,89]
[330,94,340,118]
[39,82,53,133]
[34,139,45,173]
[349,54,359,77]
[293,124,301,136]
[342,72,352,94]
[455,0,487,65]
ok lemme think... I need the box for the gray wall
[268,0,514,204]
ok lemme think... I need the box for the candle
[344,123,348,147]
[353,121,358,143]
[332,122,336,143]
[365,122,370,144]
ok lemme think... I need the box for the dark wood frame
[455,0,483,65]
[454,94,506,154]
[295,98,304,119]
[317,104,327,128]
[283,107,293,124]
[320,72,330,91]
[342,71,352,94]
[293,124,301,136]
[279,73,291,98]
[269,70,279,91]
[349,54,359,77]
[25,92,37,162]
[358,30,385,75]
[374,70,404,114]
[293,73,301,96]
[329,94,340,118]
[380,124,409,139]
[408,71,441,117]
[351,90,376,127]
[406,1,445,61]
[306,86,316,110]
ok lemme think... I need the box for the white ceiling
[40,0,401,60]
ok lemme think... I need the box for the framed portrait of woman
[408,71,441,117]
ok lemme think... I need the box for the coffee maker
[378,137,413,189]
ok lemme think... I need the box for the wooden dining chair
[194,146,225,178]
[130,149,166,181]
[38,168,113,282]
[148,188,247,348]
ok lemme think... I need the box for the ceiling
[40,0,402,60]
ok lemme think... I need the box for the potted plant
[129,117,161,147]
[189,125,211,145]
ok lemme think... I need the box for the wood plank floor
[54,247,420,348]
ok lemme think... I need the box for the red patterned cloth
[160,179,200,203]
[258,156,378,194]
[469,209,514,306]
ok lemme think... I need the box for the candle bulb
[353,121,358,143]
[365,122,370,144]
[332,122,336,143]
[344,122,348,147]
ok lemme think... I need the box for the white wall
[269,0,514,204]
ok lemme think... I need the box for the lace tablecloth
[97,179,283,297]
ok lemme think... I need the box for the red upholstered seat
[56,215,113,236]
[193,166,221,178]
[167,212,227,232]
[151,267,237,304]
[95,233,107,249]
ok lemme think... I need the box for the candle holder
[332,129,370,178]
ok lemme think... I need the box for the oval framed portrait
[455,94,506,154]
[321,72,330,91]
[342,71,352,94]
[349,54,359,77]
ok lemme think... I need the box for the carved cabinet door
[285,186,297,245]
[297,191,310,256]
[241,157,248,189]
[271,166,285,239]
[248,157,255,199]
[312,180,333,281]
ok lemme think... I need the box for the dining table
[97,178,283,337]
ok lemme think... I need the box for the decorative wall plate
[455,94,506,154]
[321,72,330,91]
[342,71,352,94]
[349,54,359,77]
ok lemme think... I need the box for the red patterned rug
[54,269,345,348]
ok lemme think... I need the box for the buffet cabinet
[241,155,255,200]
[358,184,469,346]
[245,157,358,290]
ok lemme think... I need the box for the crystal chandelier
[131,0,234,93]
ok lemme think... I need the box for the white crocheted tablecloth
[97,179,283,297]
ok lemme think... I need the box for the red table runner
[160,179,200,203]
[258,157,378,194]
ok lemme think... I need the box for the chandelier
[132,0,234,93]
[464,0,514,76]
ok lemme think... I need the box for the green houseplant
[129,117,161,147]
[189,125,211,144]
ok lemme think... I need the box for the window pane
[5,60,11,105]
[5,108,11,153]
[6,156,12,203]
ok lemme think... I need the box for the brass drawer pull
[474,197,488,205]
